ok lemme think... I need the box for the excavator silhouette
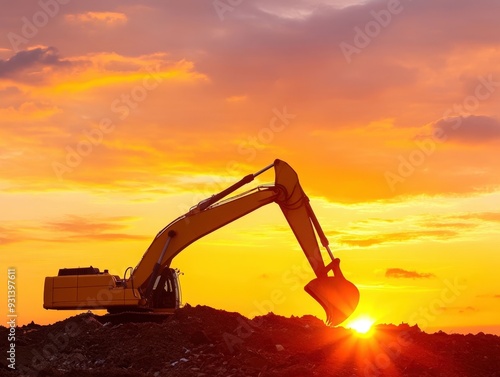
[44,160,359,326]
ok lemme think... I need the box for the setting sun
[346,316,376,335]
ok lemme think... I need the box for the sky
[0,0,499,335]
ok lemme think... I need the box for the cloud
[477,294,500,299]
[455,212,500,222]
[0,47,72,80]
[338,230,457,247]
[225,95,248,103]
[385,268,436,279]
[432,115,500,143]
[421,221,477,230]
[65,12,128,25]
[0,1,500,201]
[0,215,150,245]
[0,226,19,245]
[439,306,478,314]
[326,210,500,250]
[45,215,148,242]
[0,101,61,122]
[0,86,21,96]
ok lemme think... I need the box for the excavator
[43,159,359,326]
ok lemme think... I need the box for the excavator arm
[132,159,359,325]
[43,159,359,326]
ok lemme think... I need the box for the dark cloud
[385,268,435,279]
[432,115,500,143]
[0,47,72,80]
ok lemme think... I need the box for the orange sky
[1,0,499,335]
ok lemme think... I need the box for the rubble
[1,304,499,377]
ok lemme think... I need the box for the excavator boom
[43,159,359,326]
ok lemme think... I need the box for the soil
[1,304,499,377]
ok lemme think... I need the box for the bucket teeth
[304,276,359,326]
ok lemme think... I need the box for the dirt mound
[1,305,499,377]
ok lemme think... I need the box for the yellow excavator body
[43,159,359,325]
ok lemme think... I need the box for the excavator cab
[150,268,182,309]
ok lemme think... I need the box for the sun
[346,316,375,335]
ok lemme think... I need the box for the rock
[190,330,212,345]
[3,306,499,377]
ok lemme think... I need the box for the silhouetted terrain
[1,305,499,377]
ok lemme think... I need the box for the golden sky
[1,0,499,335]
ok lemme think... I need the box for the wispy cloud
[477,294,500,299]
[328,210,500,249]
[44,215,147,242]
[66,12,128,25]
[454,212,500,222]
[432,115,500,144]
[440,306,478,314]
[338,230,457,247]
[0,225,20,245]
[385,268,436,279]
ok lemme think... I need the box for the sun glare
[347,316,375,335]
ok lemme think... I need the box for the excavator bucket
[305,276,360,326]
